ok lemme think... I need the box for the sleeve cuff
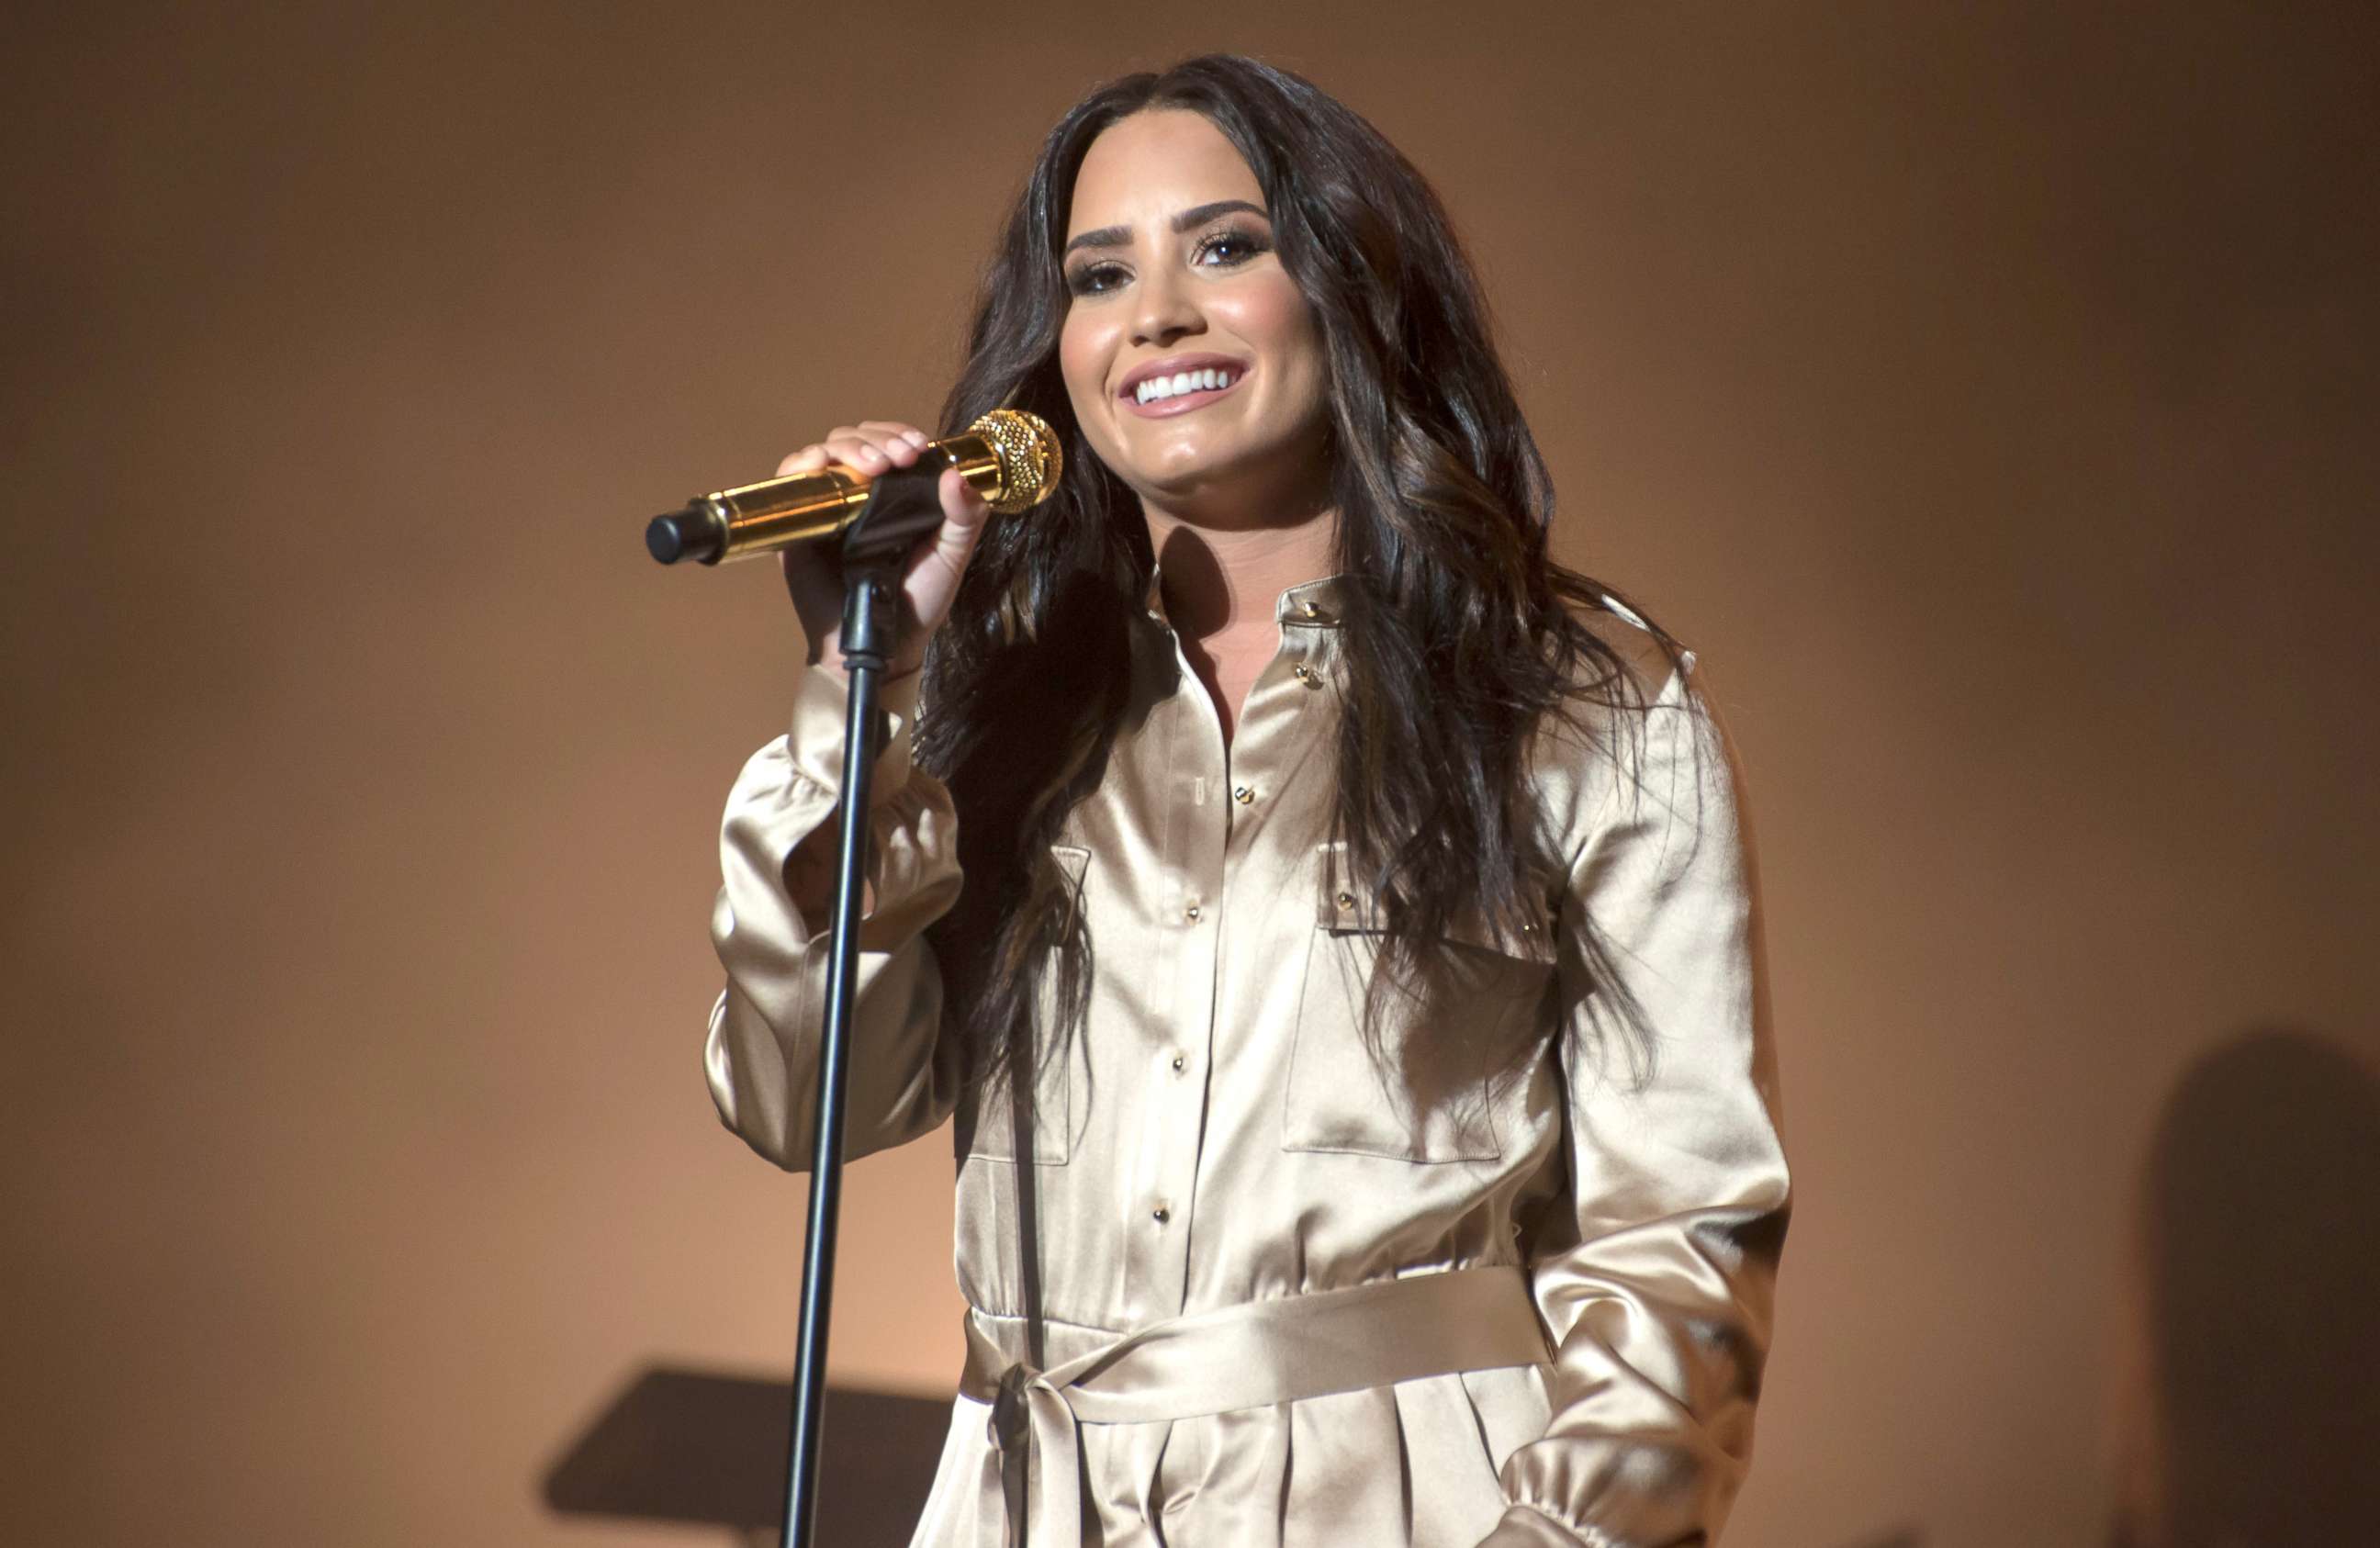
[782,666,924,809]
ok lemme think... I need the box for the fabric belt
[957,1265,1551,1548]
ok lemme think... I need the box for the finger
[905,470,988,593]
[776,443,831,477]
[856,420,932,454]
[821,431,904,475]
[830,423,924,469]
[937,465,992,533]
[925,468,991,580]
[848,423,923,466]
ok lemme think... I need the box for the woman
[703,54,1789,1548]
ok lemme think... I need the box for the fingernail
[904,429,929,447]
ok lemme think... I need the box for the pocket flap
[1313,847,1555,962]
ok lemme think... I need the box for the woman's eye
[1195,229,1270,267]
[1066,262,1128,297]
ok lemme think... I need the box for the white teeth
[1133,367,1235,404]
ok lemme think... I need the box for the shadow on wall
[543,1368,949,1546]
[2109,1028,2380,1548]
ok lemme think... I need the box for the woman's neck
[1145,506,1338,641]
[1142,503,1336,747]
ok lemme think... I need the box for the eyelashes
[1193,223,1271,267]
[1064,223,1274,297]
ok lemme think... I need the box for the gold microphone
[645,408,1063,566]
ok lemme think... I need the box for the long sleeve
[703,665,966,1170]
[1484,661,1791,1548]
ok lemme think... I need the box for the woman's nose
[1130,267,1203,348]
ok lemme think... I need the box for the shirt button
[1170,1052,1186,1072]
[1232,785,1254,805]
[1184,902,1202,923]
[1151,1204,1172,1225]
[1293,664,1320,688]
[1301,600,1321,619]
[1335,891,1355,910]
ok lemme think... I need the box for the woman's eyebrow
[1063,199,1270,255]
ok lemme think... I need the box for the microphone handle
[645,430,1007,566]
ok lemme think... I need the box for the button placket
[1123,654,1226,1322]
[1137,585,1339,1317]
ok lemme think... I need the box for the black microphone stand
[778,464,948,1548]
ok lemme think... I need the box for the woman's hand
[777,420,993,679]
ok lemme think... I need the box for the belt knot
[956,1267,1549,1548]
[988,1360,1038,1453]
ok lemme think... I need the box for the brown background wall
[4,4,2374,1546]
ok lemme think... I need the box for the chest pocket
[1283,861,1556,1163]
[960,844,1089,1166]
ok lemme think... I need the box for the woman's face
[1058,109,1330,523]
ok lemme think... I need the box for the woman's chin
[1091,408,1330,520]
[1127,465,1278,521]
[1118,428,1303,496]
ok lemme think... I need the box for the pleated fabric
[908,1367,1553,1548]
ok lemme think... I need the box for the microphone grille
[969,409,1064,515]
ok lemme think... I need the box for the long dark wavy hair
[917,54,1682,1096]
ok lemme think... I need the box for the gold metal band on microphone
[969,408,1063,514]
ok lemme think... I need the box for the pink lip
[1117,353,1252,419]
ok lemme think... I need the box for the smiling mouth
[1121,364,1246,418]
